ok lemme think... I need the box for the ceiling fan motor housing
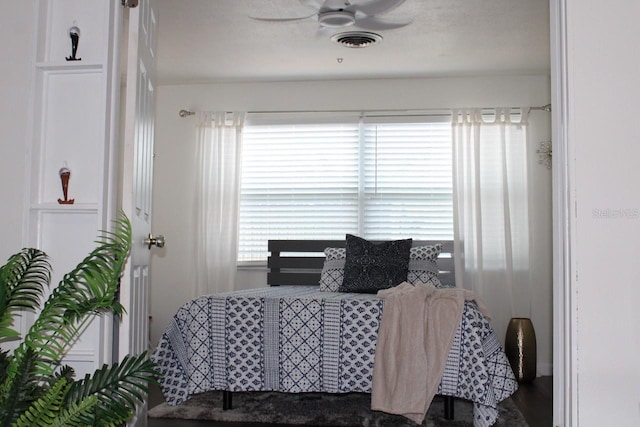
[318,10,356,27]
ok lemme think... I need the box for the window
[239,113,453,262]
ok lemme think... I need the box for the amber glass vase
[505,317,537,383]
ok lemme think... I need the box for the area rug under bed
[148,391,529,426]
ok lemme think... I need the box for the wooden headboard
[267,240,455,287]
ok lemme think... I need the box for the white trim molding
[550,0,577,426]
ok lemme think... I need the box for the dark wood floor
[511,376,553,427]
[148,376,552,427]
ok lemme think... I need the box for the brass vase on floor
[505,317,537,383]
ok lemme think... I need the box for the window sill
[237,262,267,271]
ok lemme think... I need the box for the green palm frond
[0,350,9,385]
[11,215,132,378]
[0,348,41,427]
[15,377,70,427]
[51,365,75,384]
[0,213,156,426]
[65,352,157,424]
[49,394,99,427]
[0,249,50,341]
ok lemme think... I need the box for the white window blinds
[239,114,453,262]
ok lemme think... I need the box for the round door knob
[145,234,165,250]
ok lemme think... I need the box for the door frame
[550,0,576,425]
[110,0,577,424]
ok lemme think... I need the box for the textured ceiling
[154,0,550,85]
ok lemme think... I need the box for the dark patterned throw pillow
[339,234,412,293]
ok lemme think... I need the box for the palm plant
[0,213,158,426]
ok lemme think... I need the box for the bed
[151,239,518,427]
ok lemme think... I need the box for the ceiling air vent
[331,31,383,48]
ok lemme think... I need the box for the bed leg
[223,390,233,410]
[444,395,454,420]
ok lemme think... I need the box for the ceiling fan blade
[314,25,335,38]
[249,13,317,23]
[354,16,411,30]
[354,0,406,16]
[298,0,326,10]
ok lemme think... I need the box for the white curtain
[452,108,532,342]
[193,111,245,296]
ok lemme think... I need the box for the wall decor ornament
[536,140,552,169]
[57,164,75,205]
[66,24,81,61]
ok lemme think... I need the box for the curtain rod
[178,104,552,118]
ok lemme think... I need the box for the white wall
[0,1,38,262]
[566,1,640,425]
[150,75,553,375]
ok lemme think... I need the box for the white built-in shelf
[35,62,103,72]
[30,202,99,214]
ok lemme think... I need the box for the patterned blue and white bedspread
[152,286,518,427]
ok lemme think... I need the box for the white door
[119,0,158,426]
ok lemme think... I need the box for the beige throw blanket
[371,282,490,424]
